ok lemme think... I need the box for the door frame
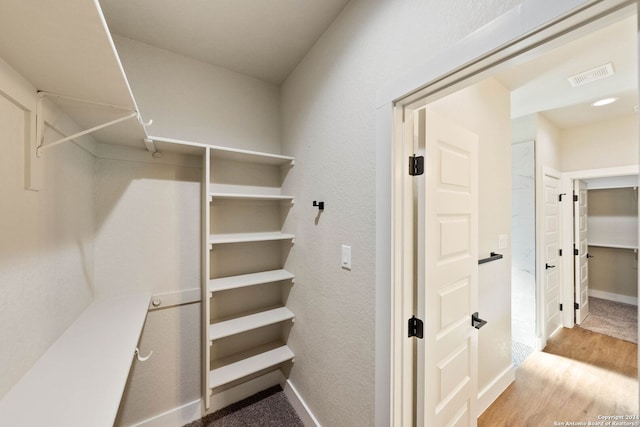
[559,165,640,328]
[375,0,638,425]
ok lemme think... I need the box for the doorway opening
[384,1,640,425]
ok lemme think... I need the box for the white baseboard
[129,399,202,427]
[210,370,284,412]
[282,380,321,427]
[477,364,516,417]
[589,289,638,306]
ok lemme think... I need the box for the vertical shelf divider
[202,147,212,410]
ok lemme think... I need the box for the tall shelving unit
[202,145,296,410]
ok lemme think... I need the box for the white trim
[476,364,516,416]
[148,288,201,311]
[589,288,639,306]
[128,399,202,427]
[282,380,322,427]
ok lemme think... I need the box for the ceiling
[99,2,638,129]
[496,13,638,129]
[99,0,351,85]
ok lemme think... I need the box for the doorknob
[471,312,487,329]
[545,263,556,270]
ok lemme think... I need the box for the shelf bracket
[35,91,156,157]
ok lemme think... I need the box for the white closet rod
[35,91,157,156]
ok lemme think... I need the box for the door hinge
[574,248,579,256]
[574,302,580,310]
[560,303,563,311]
[408,315,424,338]
[573,193,578,202]
[409,155,424,176]
[559,249,563,256]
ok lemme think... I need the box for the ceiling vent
[567,63,615,87]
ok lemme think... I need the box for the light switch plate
[498,234,508,249]
[341,245,352,270]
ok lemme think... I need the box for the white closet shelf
[148,136,294,164]
[210,307,295,341]
[210,232,295,245]
[209,269,295,293]
[0,294,150,427]
[210,193,294,201]
[588,242,639,250]
[209,345,294,389]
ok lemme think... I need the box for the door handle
[545,263,556,270]
[586,253,594,259]
[471,312,487,329]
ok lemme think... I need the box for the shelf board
[147,136,294,165]
[209,269,294,293]
[588,242,638,250]
[210,193,294,201]
[0,294,150,427]
[210,232,295,245]
[0,1,149,151]
[210,307,294,341]
[209,345,294,389]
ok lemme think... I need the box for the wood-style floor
[479,327,638,426]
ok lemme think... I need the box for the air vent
[567,63,615,87]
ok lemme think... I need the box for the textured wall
[114,36,282,154]
[93,157,202,425]
[281,1,523,425]
[0,58,95,397]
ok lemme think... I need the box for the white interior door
[543,173,562,341]
[416,108,479,427]
[574,180,590,324]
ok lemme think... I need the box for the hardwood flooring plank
[479,327,638,427]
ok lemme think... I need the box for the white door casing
[416,108,479,427]
[543,172,562,342]
[573,180,590,324]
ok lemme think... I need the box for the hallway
[479,327,638,426]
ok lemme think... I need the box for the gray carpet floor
[184,386,304,427]
[580,297,637,343]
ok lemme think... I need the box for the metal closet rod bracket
[35,91,156,157]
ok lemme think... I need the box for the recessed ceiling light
[591,97,618,107]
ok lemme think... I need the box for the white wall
[0,57,95,397]
[281,1,523,424]
[93,156,202,425]
[113,36,282,154]
[536,114,562,172]
[560,114,639,172]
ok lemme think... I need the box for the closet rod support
[36,111,138,157]
[144,138,162,158]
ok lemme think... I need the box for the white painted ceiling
[496,13,638,129]
[100,1,637,128]
[99,0,351,85]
